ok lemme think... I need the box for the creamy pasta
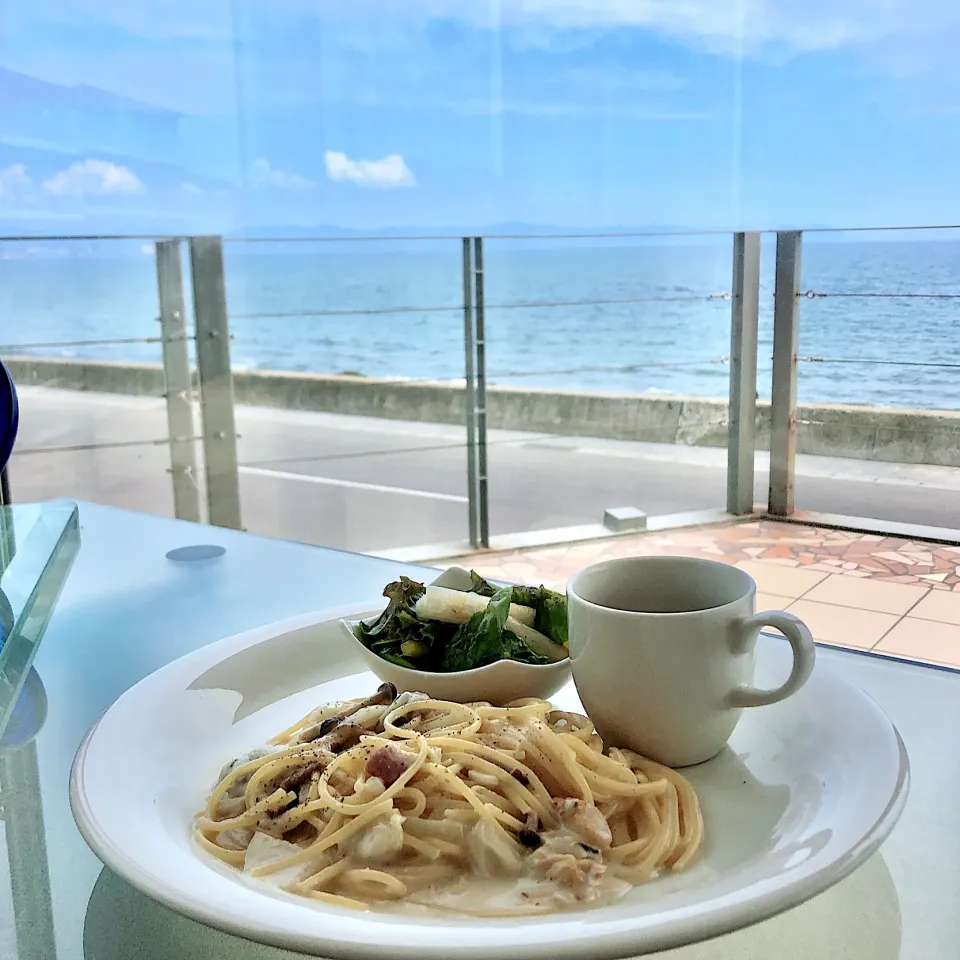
[196,684,703,915]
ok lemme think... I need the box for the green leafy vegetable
[441,588,549,671]
[355,577,458,671]
[468,571,498,597]
[470,572,568,646]
[522,588,569,647]
[378,651,417,669]
[355,572,567,673]
[360,576,425,641]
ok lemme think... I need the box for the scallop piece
[243,832,310,889]
[351,813,406,863]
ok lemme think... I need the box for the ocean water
[2,235,959,410]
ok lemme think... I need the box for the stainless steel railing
[2,226,960,550]
[0,235,239,530]
[765,228,960,518]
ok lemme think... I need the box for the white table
[1,502,957,959]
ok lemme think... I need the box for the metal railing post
[462,239,480,548]
[155,239,202,523]
[768,230,803,516]
[188,236,242,530]
[473,237,490,548]
[727,231,761,515]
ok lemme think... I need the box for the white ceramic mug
[567,556,816,767]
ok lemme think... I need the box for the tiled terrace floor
[450,520,960,670]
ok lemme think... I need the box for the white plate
[70,606,909,960]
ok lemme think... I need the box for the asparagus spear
[416,586,567,663]
[415,585,537,627]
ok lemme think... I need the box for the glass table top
[0,500,957,960]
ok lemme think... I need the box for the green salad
[355,571,568,673]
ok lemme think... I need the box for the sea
[2,233,959,410]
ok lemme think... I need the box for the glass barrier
[792,228,960,530]
[223,237,472,553]
[481,233,737,538]
[0,239,189,522]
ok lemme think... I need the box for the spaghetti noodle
[196,684,703,915]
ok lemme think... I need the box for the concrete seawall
[6,356,960,468]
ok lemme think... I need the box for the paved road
[9,387,960,553]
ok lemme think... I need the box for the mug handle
[726,611,816,709]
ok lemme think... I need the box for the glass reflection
[0,502,80,960]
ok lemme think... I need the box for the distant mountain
[0,68,176,117]
[226,222,698,240]
[0,68,181,166]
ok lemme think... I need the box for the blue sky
[1,1,959,233]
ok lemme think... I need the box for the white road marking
[239,466,469,503]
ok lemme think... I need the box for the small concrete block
[603,507,647,532]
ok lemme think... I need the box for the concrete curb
[6,355,960,468]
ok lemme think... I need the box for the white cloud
[7,1,955,126]
[42,159,145,197]
[0,164,31,201]
[181,181,202,194]
[250,158,314,190]
[293,2,960,73]
[324,151,415,188]
[8,1,235,42]
[388,1,957,56]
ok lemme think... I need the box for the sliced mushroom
[294,683,397,743]
[278,723,364,792]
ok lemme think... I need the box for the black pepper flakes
[516,829,543,849]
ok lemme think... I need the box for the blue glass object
[0,358,18,472]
